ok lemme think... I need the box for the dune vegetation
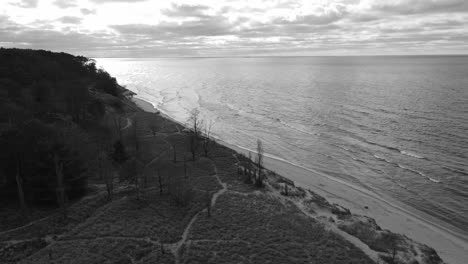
[0,49,444,264]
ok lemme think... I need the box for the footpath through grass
[0,104,440,264]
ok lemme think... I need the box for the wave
[443,166,468,177]
[397,164,441,183]
[362,138,427,160]
[335,144,359,154]
[374,154,440,183]
[365,140,401,153]
[279,120,319,137]
[373,154,393,163]
[400,150,425,159]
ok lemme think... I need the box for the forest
[0,48,127,217]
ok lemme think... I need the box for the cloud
[371,0,468,14]
[111,16,233,38]
[0,15,9,24]
[2,0,468,56]
[80,8,96,15]
[0,18,116,54]
[161,4,210,18]
[89,0,148,3]
[58,16,83,24]
[11,0,38,8]
[275,6,348,25]
[53,0,77,9]
[0,15,24,32]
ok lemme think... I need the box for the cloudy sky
[1,0,468,57]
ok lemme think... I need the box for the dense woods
[0,48,125,210]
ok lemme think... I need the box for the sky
[1,0,468,57]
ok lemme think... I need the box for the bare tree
[99,151,114,201]
[113,115,124,141]
[202,120,214,157]
[255,139,264,188]
[133,116,139,153]
[132,116,141,199]
[183,155,188,178]
[205,191,211,217]
[54,153,67,219]
[157,168,164,195]
[15,154,28,218]
[187,109,203,161]
[389,234,400,264]
[132,116,141,200]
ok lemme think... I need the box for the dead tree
[389,234,400,264]
[157,168,163,195]
[54,153,67,219]
[202,120,214,157]
[255,139,264,188]
[184,155,187,178]
[187,109,203,161]
[15,154,28,218]
[99,152,114,201]
[133,116,140,199]
[205,191,211,217]
[113,116,124,141]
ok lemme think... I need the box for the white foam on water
[400,150,426,159]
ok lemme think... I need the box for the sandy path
[134,96,468,263]
[171,159,228,264]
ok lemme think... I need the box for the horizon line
[92,54,468,59]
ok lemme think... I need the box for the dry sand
[227,145,468,264]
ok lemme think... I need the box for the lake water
[96,56,468,238]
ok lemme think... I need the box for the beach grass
[0,94,445,264]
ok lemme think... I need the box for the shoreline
[133,96,468,264]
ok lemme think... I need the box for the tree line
[0,48,125,218]
[0,48,268,223]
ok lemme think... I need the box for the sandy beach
[258,156,468,264]
[133,96,468,264]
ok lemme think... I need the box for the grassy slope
[0,100,376,264]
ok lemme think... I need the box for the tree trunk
[98,156,103,180]
[206,191,211,217]
[54,154,67,219]
[184,156,187,179]
[106,171,113,202]
[106,183,113,201]
[135,160,139,200]
[158,169,163,195]
[15,155,28,217]
[144,169,147,188]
